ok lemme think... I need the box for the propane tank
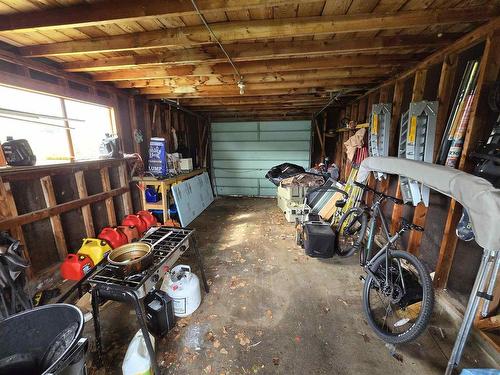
[163,265,201,317]
[136,210,158,230]
[122,215,147,235]
[122,329,155,375]
[98,227,128,249]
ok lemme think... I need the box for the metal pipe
[480,250,500,317]
[0,107,85,122]
[445,248,496,375]
[0,114,75,129]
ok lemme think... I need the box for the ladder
[368,103,392,180]
[398,101,438,206]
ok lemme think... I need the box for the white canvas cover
[356,157,500,250]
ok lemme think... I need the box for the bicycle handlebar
[353,181,405,205]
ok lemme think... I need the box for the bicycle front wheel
[336,207,367,257]
[362,250,434,344]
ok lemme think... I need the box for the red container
[137,210,158,230]
[60,254,94,281]
[117,225,140,243]
[98,227,128,249]
[121,215,147,235]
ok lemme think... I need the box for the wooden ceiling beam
[146,87,340,99]
[18,7,496,57]
[0,0,323,32]
[139,78,376,96]
[92,57,401,81]
[112,68,393,88]
[62,36,450,72]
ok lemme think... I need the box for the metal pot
[107,242,153,276]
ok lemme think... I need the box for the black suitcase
[303,222,336,258]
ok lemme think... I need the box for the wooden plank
[315,118,325,159]
[118,163,133,215]
[0,178,33,278]
[40,176,68,260]
[111,67,393,87]
[74,171,95,238]
[61,38,446,73]
[391,69,427,234]
[435,33,500,289]
[139,78,377,95]
[99,167,117,226]
[19,7,496,57]
[0,0,323,32]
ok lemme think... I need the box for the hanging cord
[190,0,245,93]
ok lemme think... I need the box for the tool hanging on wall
[368,104,392,180]
[437,60,480,165]
[398,101,438,206]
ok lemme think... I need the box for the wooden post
[40,176,68,260]
[321,114,327,160]
[118,163,133,215]
[391,69,427,235]
[0,178,33,279]
[59,98,75,160]
[435,33,500,288]
[128,96,141,155]
[99,167,117,226]
[74,171,95,238]
[315,117,325,160]
[379,85,391,103]
[357,98,367,123]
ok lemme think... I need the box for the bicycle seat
[353,181,405,205]
[401,218,424,232]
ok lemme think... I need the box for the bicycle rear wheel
[336,207,367,257]
[362,250,434,344]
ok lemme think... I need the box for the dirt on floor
[85,197,497,375]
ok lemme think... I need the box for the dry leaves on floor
[235,332,251,346]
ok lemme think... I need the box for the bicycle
[336,181,434,344]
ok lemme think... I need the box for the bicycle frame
[361,197,407,293]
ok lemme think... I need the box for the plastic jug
[137,210,158,230]
[122,329,156,375]
[60,254,94,281]
[117,225,140,243]
[98,227,128,249]
[77,238,112,265]
[122,215,147,236]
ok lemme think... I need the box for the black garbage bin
[0,304,87,375]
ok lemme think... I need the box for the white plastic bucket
[163,265,201,317]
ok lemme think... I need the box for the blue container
[460,370,500,375]
[148,137,167,176]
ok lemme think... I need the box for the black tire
[336,207,367,257]
[362,250,434,344]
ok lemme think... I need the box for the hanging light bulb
[237,77,245,95]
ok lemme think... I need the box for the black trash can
[0,304,87,375]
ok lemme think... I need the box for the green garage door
[211,120,311,196]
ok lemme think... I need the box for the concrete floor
[86,197,497,374]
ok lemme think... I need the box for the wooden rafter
[61,37,448,73]
[0,0,322,32]
[18,7,496,57]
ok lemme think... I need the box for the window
[0,85,115,164]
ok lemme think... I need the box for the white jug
[122,329,155,375]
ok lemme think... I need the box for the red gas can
[98,227,128,249]
[137,210,158,230]
[121,215,147,235]
[117,225,140,243]
[60,254,94,281]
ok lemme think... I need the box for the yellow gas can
[76,238,112,265]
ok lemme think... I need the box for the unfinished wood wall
[326,29,499,348]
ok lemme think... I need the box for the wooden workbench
[134,168,206,223]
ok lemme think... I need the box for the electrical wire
[190,0,244,88]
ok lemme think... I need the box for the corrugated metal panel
[211,120,311,197]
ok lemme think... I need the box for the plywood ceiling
[0,0,498,121]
